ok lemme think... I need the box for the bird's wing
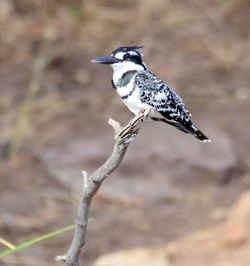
[135,71,191,123]
[135,71,210,142]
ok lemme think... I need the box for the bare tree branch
[55,109,149,266]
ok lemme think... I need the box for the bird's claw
[118,123,137,139]
[139,107,151,118]
[117,108,150,139]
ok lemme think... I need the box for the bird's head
[91,46,147,72]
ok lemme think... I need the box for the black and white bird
[92,46,211,143]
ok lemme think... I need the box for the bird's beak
[91,56,121,64]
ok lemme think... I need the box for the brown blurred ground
[0,0,250,265]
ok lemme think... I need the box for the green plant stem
[0,224,75,258]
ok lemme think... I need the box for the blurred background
[0,0,250,265]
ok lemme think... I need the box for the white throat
[111,61,145,83]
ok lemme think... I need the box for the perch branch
[55,109,150,266]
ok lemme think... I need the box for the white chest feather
[111,61,149,115]
[117,82,149,115]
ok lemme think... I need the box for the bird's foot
[109,118,139,142]
[118,108,150,139]
[109,108,150,142]
[138,107,151,118]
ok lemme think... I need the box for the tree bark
[55,111,149,266]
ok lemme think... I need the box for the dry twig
[55,109,150,266]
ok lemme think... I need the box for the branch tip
[81,171,88,188]
[108,118,123,137]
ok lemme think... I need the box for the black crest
[111,46,144,55]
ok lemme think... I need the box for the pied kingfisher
[92,46,211,143]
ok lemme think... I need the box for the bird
[91,46,211,143]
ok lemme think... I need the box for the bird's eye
[123,53,130,60]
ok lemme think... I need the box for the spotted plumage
[92,46,211,143]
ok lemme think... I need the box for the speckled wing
[135,70,191,122]
[134,70,210,142]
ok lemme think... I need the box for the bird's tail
[191,125,211,143]
[151,116,211,143]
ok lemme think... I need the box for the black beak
[91,56,121,64]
